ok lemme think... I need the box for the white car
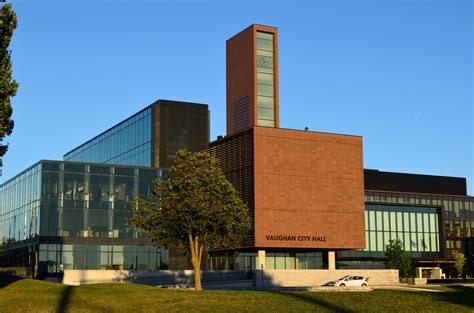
[324,275,369,287]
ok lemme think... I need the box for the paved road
[372,285,445,292]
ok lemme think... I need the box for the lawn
[0,276,473,312]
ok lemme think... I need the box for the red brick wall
[226,24,279,135]
[253,127,365,249]
[226,26,255,135]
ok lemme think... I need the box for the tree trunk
[189,233,202,290]
[194,264,202,290]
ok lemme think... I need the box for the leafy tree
[385,239,412,277]
[131,149,251,290]
[0,3,19,168]
[451,250,466,278]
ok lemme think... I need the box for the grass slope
[0,277,473,312]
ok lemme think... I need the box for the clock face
[257,56,272,68]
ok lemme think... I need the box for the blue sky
[2,0,473,194]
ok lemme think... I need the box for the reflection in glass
[64,108,152,167]
[257,119,275,127]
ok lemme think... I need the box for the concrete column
[257,250,266,270]
[328,251,336,270]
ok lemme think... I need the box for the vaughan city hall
[1,25,473,278]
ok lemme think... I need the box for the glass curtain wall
[265,252,323,269]
[340,205,441,259]
[38,244,168,273]
[208,251,323,270]
[365,192,474,258]
[40,161,162,239]
[256,31,275,127]
[0,163,42,247]
[0,161,166,274]
[63,107,152,167]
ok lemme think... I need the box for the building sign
[265,235,327,242]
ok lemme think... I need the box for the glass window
[369,211,376,231]
[257,31,274,40]
[365,231,369,250]
[423,214,430,233]
[424,233,431,252]
[285,255,295,269]
[258,96,274,109]
[257,84,274,97]
[265,253,275,269]
[258,108,274,120]
[369,231,376,251]
[389,212,396,231]
[418,233,426,251]
[257,119,275,127]
[377,231,384,251]
[410,213,417,232]
[256,66,274,74]
[411,232,418,251]
[256,38,273,51]
[275,253,286,269]
[397,212,403,232]
[417,214,423,233]
[363,204,441,257]
[257,73,274,86]
[376,211,383,232]
[404,233,411,251]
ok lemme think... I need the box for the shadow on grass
[276,291,352,312]
[0,273,24,288]
[429,286,474,309]
[56,285,74,313]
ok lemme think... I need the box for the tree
[451,250,466,278]
[0,3,18,168]
[131,149,251,290]
[385,239,412,277]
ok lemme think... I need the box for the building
[226,24,279,134]
[209,24,366,270]
[0,24,472,278]
[0,160,167,276]
[0,100,210,276]
[208,126,365,270]
[464,237,474,275]
[64,99,210,168]
[206,24,474,277]
[349,170,474,277]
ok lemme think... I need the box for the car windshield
[338,276,351,280]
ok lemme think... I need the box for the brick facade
[226,24,280,135]
[253,127,365,249]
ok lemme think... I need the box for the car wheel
[362,283,367,286]
[340,283,345,287]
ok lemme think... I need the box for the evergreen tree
[132,149,251,290]
[0,3,18,169]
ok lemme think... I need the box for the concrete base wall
[255,269,399,287]
[63,270,254,286]
[63,270,195,286]
[64,269,399,287]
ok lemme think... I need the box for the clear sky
[1,0,473,194]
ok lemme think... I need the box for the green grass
[0,277,473,312]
